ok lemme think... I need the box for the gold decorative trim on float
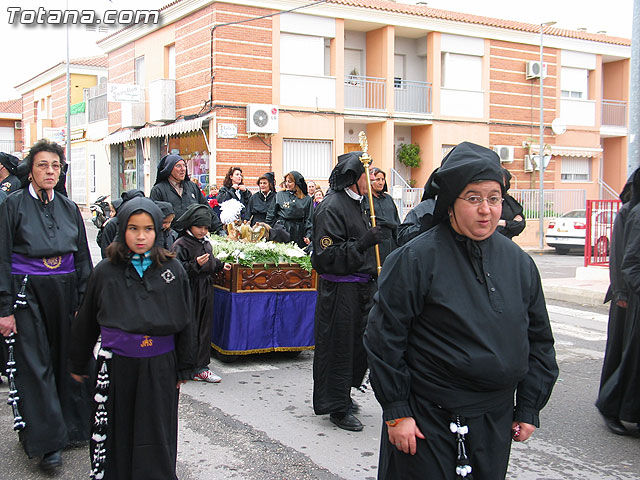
[210,343,314,356]
[43,256,62,269]
[213,263,317,293]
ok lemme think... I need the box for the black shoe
[602,415,628,436]
[350,398,360,414]
[330,412,363,432]
[39,450,62,471]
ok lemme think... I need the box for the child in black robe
[155,200,178,250]
[172,204,231,383]
[70,197,196,480]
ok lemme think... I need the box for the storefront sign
[217,123,237,139]
[107,83,144,103]
[42,127,65,144]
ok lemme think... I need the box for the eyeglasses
[34,162,62,171]
[457,195,504,207]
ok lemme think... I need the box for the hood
[263,172,276,191]
[155,154,188,185]
[329,151,366,191]
[287,170,308,196]
[503,168,512,191]
[0,152,19,176]
[173,203,212,230]
[117,189,145,213]
[628,167,640,206]
[155,200,175,218]
[115,197,164,248]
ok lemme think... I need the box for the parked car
[545,209,615,255]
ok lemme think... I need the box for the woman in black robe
[172,204,231,383]
[0,139,93,471]
[366,168,400,265]
[266,171,313,248]
[70,197,196,480]
[217,166,252,211]
[245,172,276,225]
[364,142,558,480]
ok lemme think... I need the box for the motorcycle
[90,195,111,230]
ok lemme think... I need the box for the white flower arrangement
[208,236,312,271]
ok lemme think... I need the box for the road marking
[556,347,604,362]
[549,321,608,341]
[547,304,608,324]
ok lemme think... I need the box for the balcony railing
[70,112,86,128]
[344,75,386,110]
[0,140,23,154]
[394,80,432,114]
[88,82,108,123]
[602,99,627,127]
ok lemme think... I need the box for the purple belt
[11,253,75,275]
[100,326,175,358]
[320,273,372,283]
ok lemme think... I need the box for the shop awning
[103,114,211,145]
[530,144,603,157]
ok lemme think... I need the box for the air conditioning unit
[14,121,22,130]
[526,61,548,80]
[524,154,551,172]
[493,145,515,163]
[149,79,176,122]
[246,104,278,134]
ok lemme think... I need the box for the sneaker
[194,370,222,383]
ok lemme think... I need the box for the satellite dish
[551,118,567,135]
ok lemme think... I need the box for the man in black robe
[150,153,223,234]
[311,151,381,431]
[364,142,558,479]
[0,139,93,470]
[0,152,21,193]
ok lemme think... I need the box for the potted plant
[397,143,421,169]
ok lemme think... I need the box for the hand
[71,373,88,383]
[356,226,382,252]
[196,253,210,266]
[616,299,628,308]
[387,417,425,455]
[513,215,523,222]
[176,379,187,389]
[511,421,536,442]
[238,184,247,192]
[0,315,17,337]
[303,237,310,245]
[223,263,232,271]
[498,219,507,227]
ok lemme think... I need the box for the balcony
[602,99,626,127]
[344,75,386,111]
[561,98,596,127]
[394,79,432,115]
[0,140,23,154]
[88,83,107,123]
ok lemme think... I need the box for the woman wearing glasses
[364,142,558,480]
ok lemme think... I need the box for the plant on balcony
[397,143,422,169]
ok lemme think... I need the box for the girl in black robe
[0,140,93,470]
[245,172,276,225]
[172,204,231,383]
[266,171,313,249]
[70,197,196,480]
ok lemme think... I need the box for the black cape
[396,198,436,247]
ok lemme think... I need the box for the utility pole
[629,0,640,175]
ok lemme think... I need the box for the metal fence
[601,99,627,127]
[0,140,22,154]
[88,82,108,123]
[585,199,621,267]
[344,75,386,110]
[394,80,432,114]
[509,189,586,219]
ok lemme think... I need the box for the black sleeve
[621,212,640,295]
[265,196,279,226]
[100,219,118,259]
[73,206,94,307]
[514,257,559,427]
[70,267,102,376]
[244,195,255,222]
[210,209,224,235]
[172,242,200,277]
[0,199,15,316]
[174,267,196,380]
[609,209,628,303]
[216,187,233,204]
[241,189,252,207]
[149,185,164,202]
[397,199,434,246]
[304,197,314,239]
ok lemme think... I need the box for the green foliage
[208,237,312,272]
[397,143,421,168]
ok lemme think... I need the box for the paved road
[1,220,637,479]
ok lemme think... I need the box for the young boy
[155,201,178,250]
[172,204,231,383]
[70,197,196,479]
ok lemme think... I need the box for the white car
[545,209,615,255]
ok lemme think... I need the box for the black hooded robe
[1,173,21,193]
[497,194,526,239]
[365,193,400,264]
[266,190,313,248]
[0,187,93,458]
[217,185,252,209]
[245,190,276,225]
[70,198,196,480]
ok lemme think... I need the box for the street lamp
[539,21,556,249]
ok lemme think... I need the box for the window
[283,139,332,180]
[394,54,405,88]
[561,67,588,99]
[280,33,326,76]
[442,144,456,159]
[561,156,590,182]
[135,56,145,86]
[441,53,482,90]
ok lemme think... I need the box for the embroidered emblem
[283,201,290,209]
[191,193,195,199]
[320,236,333,249]
[1,181,10,192]
[140,336,153,348]
[43,256,62,269]
[161,269,175,283]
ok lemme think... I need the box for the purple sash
[100,326,175,358]
[11,253,75,275]
[320,273,372,283]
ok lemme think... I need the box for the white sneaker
[194,370,222,383]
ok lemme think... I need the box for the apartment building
[98,0,630,242]
[0,99,23,155]
[15,56,110,206]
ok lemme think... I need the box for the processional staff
[358,131,382,275]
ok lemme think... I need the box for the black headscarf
[155,201,175,219]
[263,172,276,192]
[627,167,640,207]
[117,189,145,213]
[430,142,505,225]
[503,168,512,191]
[370,167,388,193]
[173,203,212,231]
[115,197,164,248]
[155,154,188,185]
[0,152,19,175]
[329,151,365,191]
[287,171,308,196]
